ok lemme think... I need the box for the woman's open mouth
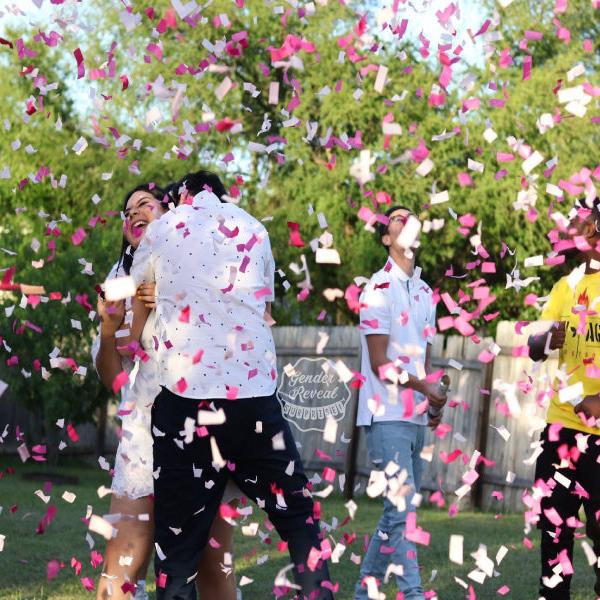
[131,220,148,237]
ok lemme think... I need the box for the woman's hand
[136,282,156,309]
[97,295,125,337]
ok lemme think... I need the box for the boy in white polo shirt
[354,205,447,600]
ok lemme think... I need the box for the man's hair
[179,170,227,201]
[575,197,600,234]
[377,204,413,250]
[162,181,180,206]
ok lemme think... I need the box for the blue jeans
[354,421,426,600]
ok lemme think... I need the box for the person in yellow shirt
[528,197,600,600]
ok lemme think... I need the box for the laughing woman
[93,183,238,600]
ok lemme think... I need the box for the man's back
[131,191,277,400]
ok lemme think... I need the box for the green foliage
[0,0,598,430]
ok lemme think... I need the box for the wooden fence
[0,323,557,511]
[271,324,558,512]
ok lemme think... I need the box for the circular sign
[276,357,351,433]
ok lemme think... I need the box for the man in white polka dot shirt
[130,170,334,600]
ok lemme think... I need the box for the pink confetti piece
[176,377,188,394]
[156,572,167,589]
[71,228,87,246]
[287,221,305,247]
[522,55,532,80]
[254,287,272,300]
[555,0,568,12]
[73,48,85,79]
[66,423,79,443]
[47,559,61,581]
[36,504,57,534]
[111,371,129,394]
[306,546,322,572]
[178,305,190,323]
[218,222,240,238]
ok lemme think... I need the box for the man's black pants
[151,387,334,600]
[535,425,600,599]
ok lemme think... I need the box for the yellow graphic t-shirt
[540,272,600,435]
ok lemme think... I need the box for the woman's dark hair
[179,169,227,201]
[117,183,165,275]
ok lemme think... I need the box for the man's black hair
[118,183,165,275]
[162,181,179,206]
[178,170,227,201]
[377,204,413,250]
[575,197,600,231]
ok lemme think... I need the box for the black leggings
[535,425,600,599]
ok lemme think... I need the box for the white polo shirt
[130,191,277,400]
[357,258,436,427]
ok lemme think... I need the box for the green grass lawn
[0,456,596,599]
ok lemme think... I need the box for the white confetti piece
[89,515,116,540]
[567,63,585,82]
[522,151,544,175]
[382,121,402,136]
[268,82,279,104]
[396,215,422,249]
[554,471,571,489]
[104,276,137,301]
[449,535,463,564]
[524,255,544,267]
[558,382,583,406]
[72,137,88,155]
[430,190,449,205]
[322,416,338,444]
[272,431,285,451]
[557,85,584,104]
[215,77,233,101]
[374,65,388,93]
[315,248,341,264]
[416,158,434,176]
[62,491,76,503]
[197,408,226,426]
[34,490,50,504]
[170,0,198,19]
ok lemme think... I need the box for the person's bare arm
[113,296,151,357]
[527,322,565,362]
[365,334,445,403]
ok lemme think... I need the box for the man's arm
[527,322,565,362]
[365,334,445,404]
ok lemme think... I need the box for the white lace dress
[91,263,156,498]
[93,263,241,501]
